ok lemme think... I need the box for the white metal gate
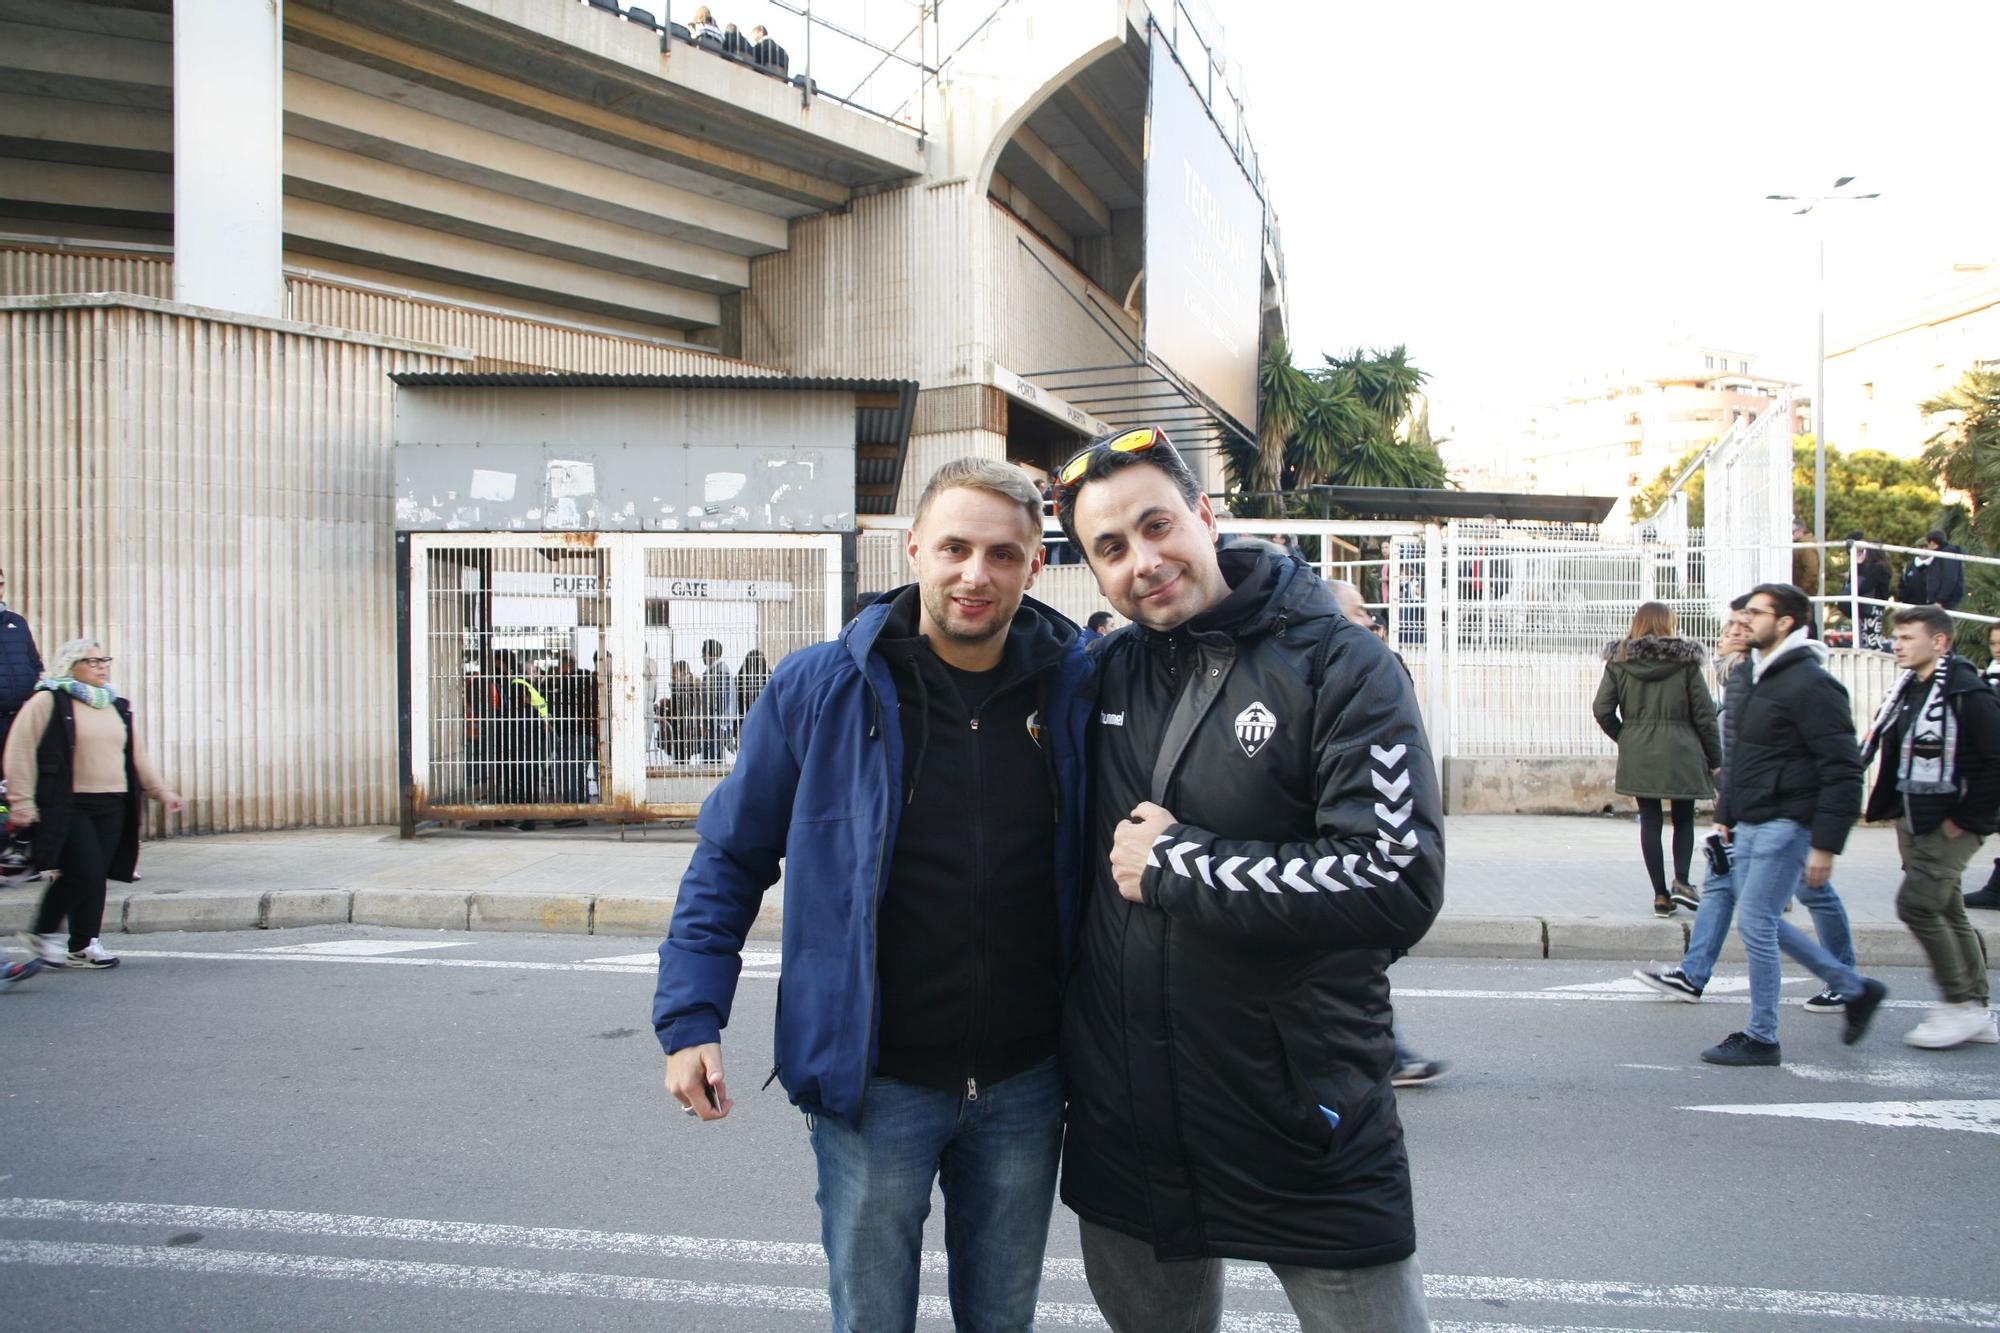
[401,532,844,826]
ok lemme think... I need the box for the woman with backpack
[1594,603,1724,918]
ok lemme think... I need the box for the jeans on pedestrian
[1681,863,1855,990]
[810,1056,1061,1333]
[1078,1218,1431,1333]
[1734,818,1867,1044]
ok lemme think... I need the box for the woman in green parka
[1593,602,1723,919]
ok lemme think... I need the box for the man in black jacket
[1896,529,1967,610]
[0,566,43,883]
[1054,428,1444,1332]
[1970,621,2000,910]
[1705,583,1886,1067]
[1861,605,2000,1047]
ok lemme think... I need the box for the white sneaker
[1904,1002,1994,1049]
[16,931,67,967]
[1969,1009,1999,1045]
[65,938,119,969]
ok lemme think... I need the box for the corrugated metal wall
[0,243,782,378]
[1,301,457,832]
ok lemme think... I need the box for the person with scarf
[4,638,182,968]
[1860,606,2000,1048]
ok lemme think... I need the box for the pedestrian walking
[1054,427,1443,1332]
[4,638,183,969]
[0,564,43,883]
[653,458,1090,1332]
[1634,597,1861,1012]
[1079,610,1113,646]
[1859,605,2000,1048]
[1968,622,2000,911]
[734,648,770,721]
[1,958,42,991]
[694,639,737,763]
[1592,602,1722,918]
[1699,584,1886,1067]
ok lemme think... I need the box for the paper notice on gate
[546,460,597,499]
[470,469,517,503]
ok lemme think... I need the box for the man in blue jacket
[0,566,43,883]
[652,458,1091,1333]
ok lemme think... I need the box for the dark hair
[1054,429,1201,546]
[1086,611,1113,631]
[1926,528,1948,546]
[1727,593,1751,611]
[701,639,724,658]
[1748,582,1814,637]
[1891,604,1955,640]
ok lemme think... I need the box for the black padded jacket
[1712,636,1863,852]
[1059,541,1445,1269]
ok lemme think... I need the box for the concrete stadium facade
[0,0,1285,831]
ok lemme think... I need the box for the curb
[3,887,1996,963]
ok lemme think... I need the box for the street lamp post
[1765,177,1880,608]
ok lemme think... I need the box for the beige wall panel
[892,427,1008,515]
[0,244,780,377]
[744,182,996,387]
[0,246,172,299]
[0,302,456,832]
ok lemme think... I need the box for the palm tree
[1239,342,1452,514]
[1922,367,2000,548]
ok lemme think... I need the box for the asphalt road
[2,926,1996,1332]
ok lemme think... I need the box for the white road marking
[1616,1063,1686,1072]
[1784,1060,2000,1094]
[581,950,779,969]
[249,940,475,957]
[1544,977,1759,995]
[3,1199,1995,1326]
[1685,1098,2000,1135]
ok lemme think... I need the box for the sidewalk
[3,815,1993,966]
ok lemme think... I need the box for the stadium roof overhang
[1305,487,1619,524]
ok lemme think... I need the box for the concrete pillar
[173,0,284,318]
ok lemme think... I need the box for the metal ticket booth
[391,374,915,833]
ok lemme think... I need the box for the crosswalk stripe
[1,1199,1992,1326]
[1684,1098,2000,1135]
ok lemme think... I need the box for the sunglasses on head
[1053,426,1179,496]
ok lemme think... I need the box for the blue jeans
[1682,863,1855,990]
[1732,819,1867,1044]
[811,1057,1062,1332]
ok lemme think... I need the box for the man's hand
[665,1042,732,1122]
[5,805,33,834]
[1110,802,1175,904]
[1804,847,1836,888]
[159,793,185,816]
[1943,819,1966,840]
[1714,823,1731,844]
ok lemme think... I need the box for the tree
[1229,342,1450,516]
[1921,367,2000,549]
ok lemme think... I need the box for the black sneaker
[1965,885,2000,910]
[1802,988,1845,1014]
[1653,895,1674,919]
[1633,966,1703,1001]
[1842,979,1887,1045]
[1669,881,1701,911]
[1701,1032,1781,1066]
[1391,1057,1448,1087]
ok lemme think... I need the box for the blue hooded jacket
[651,588,1092,1124]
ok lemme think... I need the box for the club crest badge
[1234,701,1276,758]
[1025,710,1043,747]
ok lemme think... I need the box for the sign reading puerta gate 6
[1144,35,1263,431]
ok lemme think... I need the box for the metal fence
[402,532,843,826]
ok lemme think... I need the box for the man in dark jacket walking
[1969,621,2000,910]
[1054,428,1444,1331]
[1703,583,1886,1066]
[1861,605,2000,1047]
[0,566,43,882]
[652,459,1091,1333]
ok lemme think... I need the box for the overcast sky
[1219,0,2000,457]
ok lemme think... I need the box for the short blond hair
[911,458,1044,540]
